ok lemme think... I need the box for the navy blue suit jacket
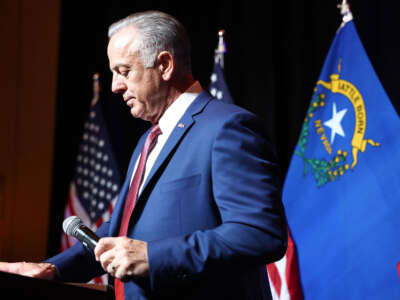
[48,91,287,300]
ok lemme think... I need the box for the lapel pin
[178,123,185,128]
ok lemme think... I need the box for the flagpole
[338,0,353,27]
[215,29,226,68]
[91,72,100,106]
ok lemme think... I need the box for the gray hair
[108,11,192,75]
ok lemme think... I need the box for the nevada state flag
[283,20,400,299]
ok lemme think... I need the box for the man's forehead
[108,26,138,54]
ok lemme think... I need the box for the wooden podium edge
[0,271,114,300]
[66,281,110,291]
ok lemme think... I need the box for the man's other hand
[0,262,56,280]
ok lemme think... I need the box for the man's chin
[130,109,149,122]
[130,108,141,119]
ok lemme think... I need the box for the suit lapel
[109,132,148,236]
[136,91,212,204]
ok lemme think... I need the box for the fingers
[95,237,126,277]
[94,237,117,262]
[95,238,118,273]
[0,262,28,274]
[94,237,149,280]
[0,262,56,280]
[0,262,12,273]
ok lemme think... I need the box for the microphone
[63,216,99,250]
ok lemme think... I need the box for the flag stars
[89,123,98,131]
[210,88,217,97]
[98,202,104,210]
[324,102,348,144]
[68,104,121,226]
[89,136,98,144]
[210,87,223,99]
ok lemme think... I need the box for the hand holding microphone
[63,216,149,279]
[63,216,100,250]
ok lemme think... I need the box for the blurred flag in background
[209,29,234,104]
[60,74,121,284]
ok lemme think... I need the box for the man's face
[107,27,168,124]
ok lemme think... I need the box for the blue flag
[209,56,234,104]
[283,20,400,299]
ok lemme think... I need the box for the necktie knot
[146,124,162,151]
[150,124,162,138]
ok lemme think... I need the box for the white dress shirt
[131,81,203,196]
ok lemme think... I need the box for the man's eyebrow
[111,63,131,71]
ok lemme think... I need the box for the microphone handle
[75,225,99,250]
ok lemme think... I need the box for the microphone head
[63,216,82,237]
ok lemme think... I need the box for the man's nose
[111,75,126,93]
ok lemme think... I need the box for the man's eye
[118,69,129,77]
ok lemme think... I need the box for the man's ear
[157,51,174,81]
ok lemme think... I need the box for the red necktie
[115,124,162,300]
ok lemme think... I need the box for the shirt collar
[158,81,203,137]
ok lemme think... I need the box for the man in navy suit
[0,10,286,300]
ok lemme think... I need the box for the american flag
[267,229,303,300]
[209,30,234,104]
[60,74,121,284]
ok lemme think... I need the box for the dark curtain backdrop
[47,0,400,256]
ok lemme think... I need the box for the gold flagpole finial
[215,29,227,68]
[91,72,100,106]
[338,0,353,26]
